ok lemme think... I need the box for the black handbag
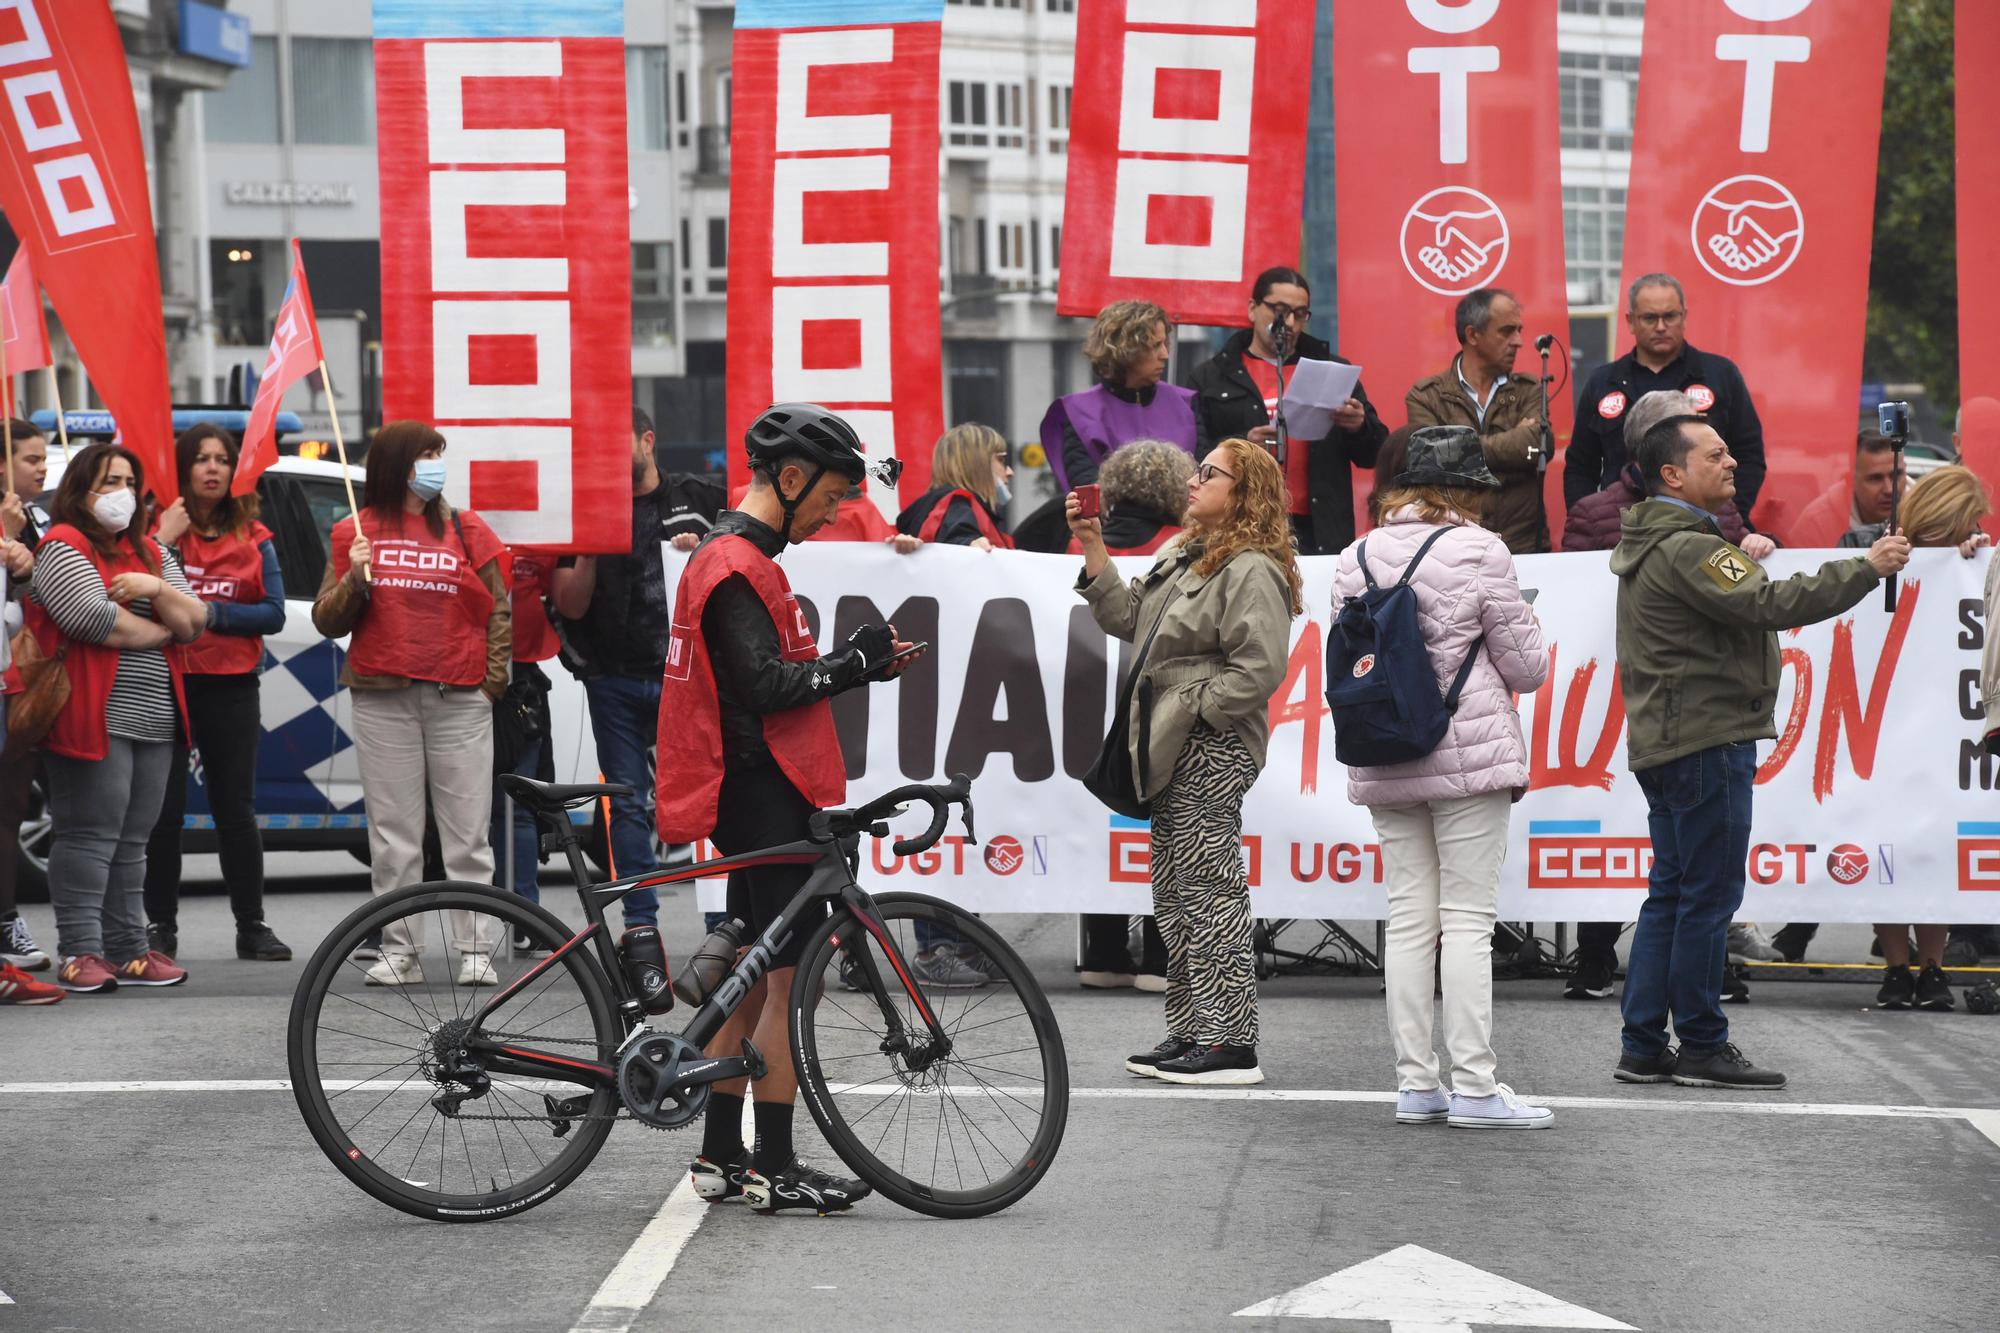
[1082,563,1188,819]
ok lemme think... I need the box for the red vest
[21,527,189,762]
[331,509,501,686]
[914,489,1015,548]
[655,535,845,842]
[176,521,273,676]
[507,551,560,664]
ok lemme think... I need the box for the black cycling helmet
[745,402,903,540]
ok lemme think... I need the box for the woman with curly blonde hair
[1040,299,1203,493]
[1068,437,1299,1084]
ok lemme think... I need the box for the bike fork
[836,902,953,1059]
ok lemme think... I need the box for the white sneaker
[364,953,421,987]
[1728,923,1784,963]
[456,952,498,987]
[1447,1083,1554,1130]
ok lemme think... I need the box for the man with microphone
[1187,266,1386,555]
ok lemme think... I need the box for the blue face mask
[409,458,447,502]
[994,480,1013,511]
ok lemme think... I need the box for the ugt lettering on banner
[1057,0,1312,326]
[724,0,946,517]
[372,1,631,552]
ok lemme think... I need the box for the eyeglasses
[1257,300,1312,325]
[1194,462,1236,485]
[1633,310,1686,328]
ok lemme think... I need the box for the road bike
[287,773,1068,1221]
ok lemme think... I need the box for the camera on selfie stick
[1880,400,1910,612]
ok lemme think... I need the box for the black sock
[750,1099,794,1175]
[702,1093,745,1162]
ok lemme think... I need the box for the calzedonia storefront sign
[224,182,358,207]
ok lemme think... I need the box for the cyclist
[656,403,920,1214]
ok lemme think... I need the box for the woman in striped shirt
[24,443,208,994]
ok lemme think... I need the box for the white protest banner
[671,546,1999,924]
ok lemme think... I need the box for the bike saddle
[498,774,635,811]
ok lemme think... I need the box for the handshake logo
[1693,175,1804,287]
[1400,186,1511,296]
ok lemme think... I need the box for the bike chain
[429,1031,637,1125]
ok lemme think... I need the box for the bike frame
[461,817,947,1090]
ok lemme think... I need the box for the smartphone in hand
[1074,484,1101,520]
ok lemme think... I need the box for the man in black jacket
[1186,266,1387,554]
[1565,272,1766,523]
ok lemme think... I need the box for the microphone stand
[1885,423,1908,612]
[1268,320,1292,468]
[1533,338,1553,475]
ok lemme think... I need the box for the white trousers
[1370,790,1512,1098]
[351,685,500,956]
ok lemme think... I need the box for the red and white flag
[0,0,176,495]
[1,247,53,417]
[1057,1,1314,327]
[234,241,325,496]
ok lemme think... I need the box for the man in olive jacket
[1406,288,1547,555]
[1610,414,1908,1091]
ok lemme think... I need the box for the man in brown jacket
[1405,288,1547,554]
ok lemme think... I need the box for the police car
[13,411,605,901]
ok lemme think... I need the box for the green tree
[1865,0,1957,419]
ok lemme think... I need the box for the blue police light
[27,409,307,439]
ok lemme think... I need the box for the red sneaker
[0,961,64,1004]
[114,950,188,987]
[58,953,120,993]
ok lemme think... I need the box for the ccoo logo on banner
[1056,0,1314,326]
[372,0,632,552]
[667,545,2000,927]
[723,0,946,519]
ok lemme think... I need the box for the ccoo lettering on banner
[1331,0,1571,542]
[1620,0,1890,548]
[372,0,631,552]
[723,0,946,520]
[1055,0,1315,327]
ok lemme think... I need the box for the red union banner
[725,1,945,516]
[1057,0,1314,327]
[0,0,174,496]
[373,0,631,552]
[1957,2,2000,503]
[1620,0,1890,546]
[1330,0,1570,536]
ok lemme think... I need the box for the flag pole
[316,357,368,582]
[2,330,13,494]
[46,367,68,462]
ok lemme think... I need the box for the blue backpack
[1324,528,1485,767]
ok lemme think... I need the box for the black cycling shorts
[711,757,826,969]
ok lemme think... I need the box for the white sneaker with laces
[3,915,51,970]
[1395,1087,1450,1124]
[1447,1083,1554,1130]
[364,953,421,987]
[1728,923,1784,963]
[456,952,498,987]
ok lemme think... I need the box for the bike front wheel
[789,893,1068,1219]
[287,883,624,1222]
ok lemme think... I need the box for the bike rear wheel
[287,883,623,1222]
[789,893,1068,1218]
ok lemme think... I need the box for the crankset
[616,1031,767,1130]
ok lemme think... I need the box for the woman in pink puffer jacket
[1331,426,1551,1131]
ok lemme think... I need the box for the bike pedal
[741,1038,767,1080]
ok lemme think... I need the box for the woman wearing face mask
[138,424,290,963]
[312,422,511,988]
[894,423,1016,552]
[17,443,207,994]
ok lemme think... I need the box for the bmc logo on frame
[1525,820,1651,889]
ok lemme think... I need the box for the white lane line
[1960,1108,2000,1150]
[0,1286,13,1304]
[566,1177,710,1333]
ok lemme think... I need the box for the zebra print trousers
[1151,724,1261,1047]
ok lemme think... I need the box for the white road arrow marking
[1235,1244,1636,1331]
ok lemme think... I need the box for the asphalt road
[4,853,1998,1333]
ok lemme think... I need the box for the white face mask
[93,488,138,534]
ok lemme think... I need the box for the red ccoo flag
[234,241,326,496]
[1,247,53,417]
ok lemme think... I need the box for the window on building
[205,36,280,144]
[1050,223,1061,272]
[292,38,375,146]
[631,47,670,152]
[974,219,989,276]
[1559,0,1645,16]
[948,80,990,148]
[706,217,728,292]
[1047,84,1071,154]
[1045,0,1077,11]
[1558,50,1637,152]
[675,69,690,149]
[994,83,1024,149]
[634,242,673,298]
[212,240,269,346]
[1562,185,1627,306]
[681,219,694,295]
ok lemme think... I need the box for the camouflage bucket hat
[1395,425,1500,491]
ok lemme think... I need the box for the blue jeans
[491,730,552,905]
[1620,742,1756,1060]
[584,675,661,928]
